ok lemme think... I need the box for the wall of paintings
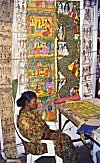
[0,0,98,159]
[13,0,57,123]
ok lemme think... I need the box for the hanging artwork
[0,0,18,158]
[81,7,94,99]
[13,0,28,97]
[57,0,80,97]
[26,0,57,121]
[0,88,18,159]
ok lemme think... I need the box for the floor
[0,143,94,163]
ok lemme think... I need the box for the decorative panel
[57,0,80,97]
[81,5,97,99]
[12,0,27,97]
[26,0,57,121]
[0,0,18,159]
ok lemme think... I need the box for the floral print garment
[17,108,78,163]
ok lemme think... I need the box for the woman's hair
[17,91,37,107]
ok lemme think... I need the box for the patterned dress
[17,108,78,163]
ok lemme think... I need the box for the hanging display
[14,0,28,96]
[81,7,94,99]
[0,0,18,158]
[57,0,80,97]
[26,0,57,121]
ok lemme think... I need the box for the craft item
[54,94,80,104]
[0,0,18,158]
[57,1,80,97]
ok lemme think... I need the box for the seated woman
[17,91,79,163]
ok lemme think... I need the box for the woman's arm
[38,97,55,114]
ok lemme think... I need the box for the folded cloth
[77,124,99,136]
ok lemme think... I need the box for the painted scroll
[57,0,80,97]
[26,0,57,121]
[0,0,18,159]
[81,7,94,99]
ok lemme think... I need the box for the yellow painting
[26,16,53,37]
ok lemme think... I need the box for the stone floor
[0,143,94,163]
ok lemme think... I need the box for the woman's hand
[38,97,56,115]
[42,97,55,111]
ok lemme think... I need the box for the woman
[17,91,78,163]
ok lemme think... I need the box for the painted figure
[64,2,70,15]
[36,18,43,32]
[58,25,64,40]
[30,17,35,34]
[42,18,51,37]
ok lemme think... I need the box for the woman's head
[17,91,37,109]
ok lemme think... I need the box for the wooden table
[56,98,100,145]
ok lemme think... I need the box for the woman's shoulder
[18,108,30,119]
[18,109,30,124]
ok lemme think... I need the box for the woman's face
[27,97,38,110]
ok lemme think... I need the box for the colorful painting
[26,0,57,121]
[26,15,54,37]
[57,1,80,40]
[38,97,56,121]
[57,0,80,97]
[27,58,56,97]
[26,36,55,57]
